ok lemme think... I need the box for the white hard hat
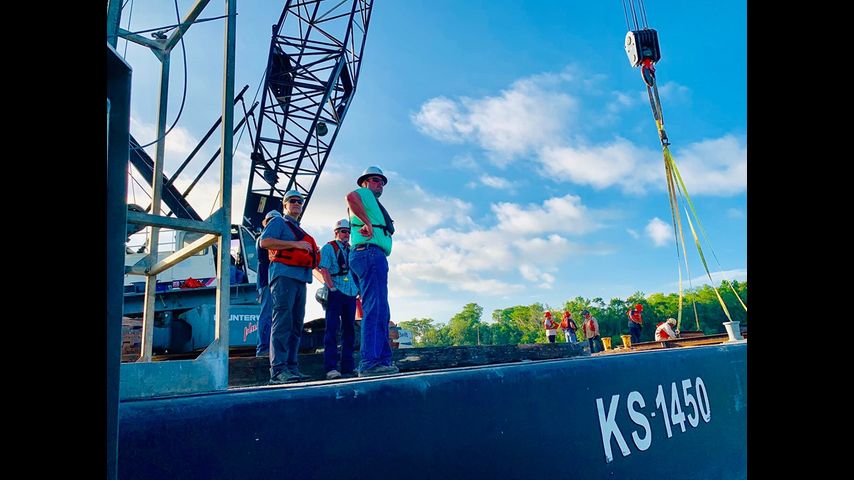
[667,317,677,325]
[283,189,303,201]
[264,210,283,220]
[357,166,388,186]
[334,219,350,231]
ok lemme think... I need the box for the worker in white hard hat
[255,209,283,357]
[346,166,398,377]
[654,317,680,341]
[260,190,320,384]
[317,219,359,379]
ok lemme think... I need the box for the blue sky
[119,0,746,325]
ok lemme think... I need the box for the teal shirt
[349,187,392,256]
[318,241,359,297]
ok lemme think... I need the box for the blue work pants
[270,276,306,378]
[323,289,358,373]
[349,245,392,371]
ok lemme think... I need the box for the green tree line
[399,280,747,347]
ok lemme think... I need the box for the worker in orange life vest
[655,317,680,341]
[260,189,320,384]
[582,310,602,353]
[627,303,644,344]
[560,311,578,343]
[543,311,559,343]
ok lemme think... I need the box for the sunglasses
[336,228,350,234]
[287,198,304,205]
[367,177,384,183]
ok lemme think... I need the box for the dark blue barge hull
[118,342,746,479]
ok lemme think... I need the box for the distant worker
[560,310,578,344]
[543,311,559,343]
[260,190,320,384]
[318,219,359,380]
[229,254,247,284]
[346,166,398,377]
[255,210,282,357]
[655,317,680,341]
[627,303,644,344]
[582,310,602,353]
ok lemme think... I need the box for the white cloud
[627,228,640,239]
[687,268,747,286]
[657,81,692,104]
[411,97,470,143]
[538,138,660,193]
[452,154,479,171]
[492,194,600,235]
[130,115,202,162]
[673,135,747,195]
[726,208,744,219]
[411,71,580,164]
[645,217,673,247]
[519,264,557,289]
[412,68,744,197]
[635,81,691,106]
[385,191,604,297]
[537,135,746,196]
[604,91,640,121]
[480,174,512,189]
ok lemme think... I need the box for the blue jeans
[589,336,602,353]
[270,276,306,378]
[323,289,357,373]
[629,323,642,344]
[564,330,577,344]
[256,286,272,356]
[349,245,392,371]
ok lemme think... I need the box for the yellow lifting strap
[668,156,748,312]
[643,61,746,330]
[662,144,746,327]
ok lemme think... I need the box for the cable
[128,164,137,205]
[131,0,189,152]
[638,0,649,29]
[107,14,232,40]
[232,65,269,157]
[628,0,639,31]
[123,0,134,58]
[621,0,631,32]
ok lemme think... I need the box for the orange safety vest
[561,314,576,330]
[269,220,320,269]
[629,310,643,325]
[585,319,599,337]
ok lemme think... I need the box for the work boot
[358,364,399,377]
[326,369,342,380]
[269,371,299,384]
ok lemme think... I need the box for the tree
[399,318,438,346]
[448,303,483,345]
[398,283,746,347]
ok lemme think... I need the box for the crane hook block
[625,29,661,68]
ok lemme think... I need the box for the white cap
[334,219,350,231]
[357,166,388,186]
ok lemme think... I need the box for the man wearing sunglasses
[260,190,320,384]
[346,166,398,377]
[317,219,359,379]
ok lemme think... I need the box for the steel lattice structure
[243,0,374,230]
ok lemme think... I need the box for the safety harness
[328,240,350,276]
